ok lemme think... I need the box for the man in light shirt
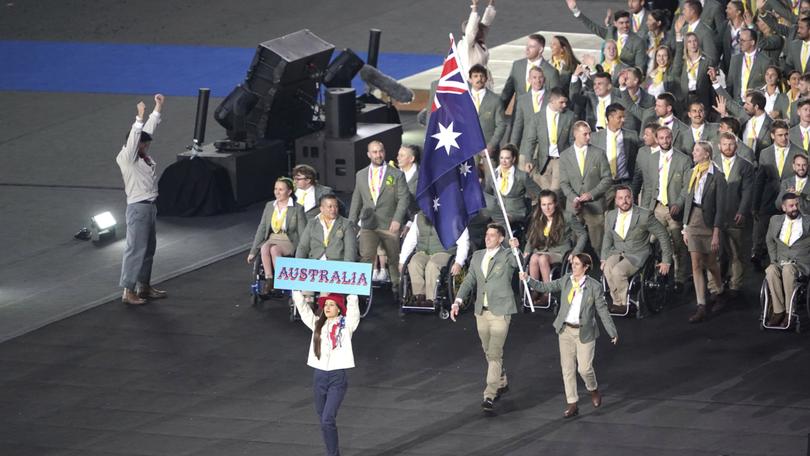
[501,34,561,109]
[116,95,166,306]
[519,88,574,192]
[296,194,357,262]
[777,154,810,216]
[788,98,810,154]
[764,193,810,326]
[676,101,719,157]
[469,64,507,157]
[292,164,335,220]
[510,67,548,148]
[726,28,771,102]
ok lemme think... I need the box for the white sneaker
[379,268,390,282]
[372,269,381,281]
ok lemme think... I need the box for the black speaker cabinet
[325,88,357,138]
[247,29,334,95]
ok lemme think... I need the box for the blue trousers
[120,202,157,290]
[313,368,347,456]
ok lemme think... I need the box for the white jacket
[293,291,360,371]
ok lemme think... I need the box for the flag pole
[448,33,534,312]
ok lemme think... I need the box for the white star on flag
[432,121,462,156]
[458,161,472,176]
[432,197,441,211]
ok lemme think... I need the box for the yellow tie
[617,35,626,56]
[473,91,481,112]
[608,130,618,178]
[742,54,752,93]
[271,206,287,233]
[298,190,307,207]
[660,156,670,206]
[499,170,509,195]
[532,92,541,113]
[552,57,563,71]
[723,157,732,177]
[549,112,558,145]
[747,119,758,149]
[688,22,695,33]
[776,147,786,177]
[802,42,810,73]
[567,278,581,304]
[543,222,551,237]
[693,127,701,143]
[577,147,586,176]
[687,60,698,81]
[803,129,809,151]
[323,219,334,247]
[597,98,606,129]
[783,219,794,245]
[370,166,382,202]
[798,178,806,194]
[616,211,629,239]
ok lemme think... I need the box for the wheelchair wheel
[641,260,668,314]
[250,259,265,306]
[759,280,770,330]
[359,288,373,318]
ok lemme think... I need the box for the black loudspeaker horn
[323,49,364,88]
[325,88,357,138]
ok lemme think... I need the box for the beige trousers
[765,263,799,314]
[475,310,511,399]
[558,325,597,404]
[603,254,640,307]
[579,211,605,256]
[533,157,561,192]
[653,202,689,283]
[359,228,401,285]
[407,251,451,300]
[724,226,746,291]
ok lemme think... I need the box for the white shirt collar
[403,163,418,182]
[275,198,294,209]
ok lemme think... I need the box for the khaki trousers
[579,211,605,256]
[407,251,450,300]
[475,310,511,399]
[765,263,799,314]
[533,157,561,192]
[653,202,689,283]
[359,228,401,286]
[558,325,597,404]
[724,226,746,290]
[603,254,640,307]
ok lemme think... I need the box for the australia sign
[273,257,373,296]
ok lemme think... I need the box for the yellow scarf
[602,58,619,75]
[653,67,665,85]
[688,161,711,193]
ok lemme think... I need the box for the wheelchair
[602,240,673,319]
[759,271,807,333]
[250,258,373,321]
[521,251,571,313]
[399,251,472,320]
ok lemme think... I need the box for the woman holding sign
[247,177,308,295]
[293,291,360,456]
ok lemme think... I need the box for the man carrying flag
[419,36,521,414]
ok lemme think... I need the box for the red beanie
[317,293,347,315]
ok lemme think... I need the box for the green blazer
[676,122,720,156]
[456,247,519,316]
[501,58,561,108]
[712,154,755,222]
[755,144,804,214]
[519,107,575,174]
[589,128,641,180]
[295,215,357,262]
[250,201,308,256]
[559,144,613,214]
[766,214,810,275]
[510,90,547,146]
[727,51,772,102]
[776,176,810,216]
[348,164,410,229]
[601,205,673,268]
[524,211,588,258]
[640,149,693,211]
[483,167,542,223]
[716,86,774,155]
[575,12,647,70]
[682,166,728,229]
[526,275,618,343]
[477,89,507,150]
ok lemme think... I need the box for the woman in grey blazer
[247,177,308,294]
[762,66,790,120]
[521,253,618,418]
[682,142,727,323]
[523,190,588,306]
[483,144,541,225]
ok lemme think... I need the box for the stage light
[90,211,117,242]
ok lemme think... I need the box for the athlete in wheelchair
[399,211,471,319]
[248,177,308,301]
[761,193,810,331]
[600,185,673,318]
[522,189,588,310]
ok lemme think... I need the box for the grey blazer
[483,167,542,223]
[678,0,726,32]
[510,91,547,146]
[477,89,507,150]
[676,122,720,156]
[526,275,618,343]
[766,214,810,275]
[569,83,625,132]
[601,205,673,268]
[682,167,728,229]
[524,211,588,258]
[776,176,810,216]
[712,154,755,222]
[301,184,335,220]
[717,86,774,155]
[709,135,756,166]
[617,94,691,149]
[576,12,647,70]
[755,144,804,214]
[726,51,772,102]
[621,88,656,134]
[671,43,713,110]
[519,107,575,173]
[677,22,720,67]
[589,128,641,180]
[785,39,810,75]
[559,144,613,214]
[456,247,519,316]
[250,201,308,256]
[789,125,810,154]
[501,58,561,108]
[295,215,357,262]
[348,164,410,229]
[640,149,693,211]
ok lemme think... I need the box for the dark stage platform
[0,253,808,456]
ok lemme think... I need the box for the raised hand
[154,93,165,105]
[604,8,613,27]
[713,95,727,116]
[565,0,577,11]
[674,15,686,32]
[136,101,146,118]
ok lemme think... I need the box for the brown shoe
[414,294,426,306]
[563,403,579,418]
[767,312,785,326]
[424,299,435,308]
[590,389,602,408]
[137,285,167,299]
[261,281,273,295]
[122,289,146,305]
[688,305,707,323]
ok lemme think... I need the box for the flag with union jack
[415,34,486,249]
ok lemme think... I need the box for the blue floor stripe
[0,40,441,97]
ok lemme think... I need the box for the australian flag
[416,35,486,249]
